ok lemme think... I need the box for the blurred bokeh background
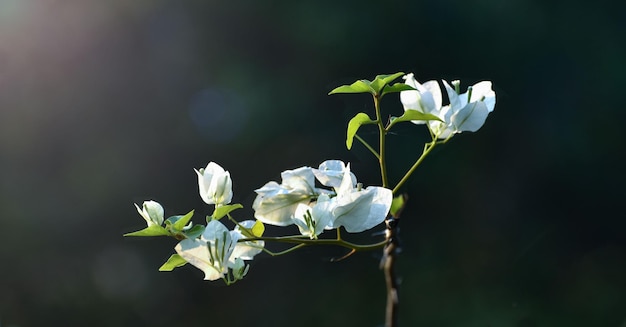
[1,0,624,326]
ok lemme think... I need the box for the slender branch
[355,134,381,160]
[262,243,307,256]
[240,235,387,252]
[373,95,389,188]
[392,138,438,195]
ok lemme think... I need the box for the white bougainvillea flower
[312,160,356,188]
[254,160,392,234]
[134,200,164,226]
[400,73,443,124]
[175,219,251,281]
[430,80,496,139]
[230,220,264,261]
[195,162,233,206]
[329,165,392,233]
[252,166,318,226]
[293,194,335,238]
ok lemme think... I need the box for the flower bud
[134,200,164,226]
[196,162,233,206]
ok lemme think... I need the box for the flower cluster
[129,160,392,283]
[400,73,496,139]
[253,160,393,238]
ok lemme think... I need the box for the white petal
[281,166,316,193]
[252,189,313,226]
[451,102,489,132]
[201,219,231,243]
[313,160,356,187]
[469,81,496,112]
[175,239,224,281]
[332,186,392,233]
[443,80,462,110]
[420,80,443,114]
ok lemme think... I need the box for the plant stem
[374,95,389,188]
[392,138,438,195]
[355,134,381,160]
[382,215,400,327]
[240,235,387,252]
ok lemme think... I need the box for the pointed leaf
[251,220,265,237]
[346,112,375,150]
[381,83,416,97]
[169,210,194,231]
[123,224,170,237]
[158,254,188,271]
[212,203,244,220]
[377,72,405,85]
[388,109,442,129]
[370,72,405,94]
[328,80,374,95]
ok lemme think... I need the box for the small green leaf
[346,112,376,150]
[158,254,187,271]
[328,80,374,95]
[123,224,170,237]
[212,203,244,220]
[173,210,194,231]
[378,72,405,85]
[390,194,407,218]
[388,109,442,130]
[183,224,205,238]
[381,83,416,97]
[251,220,265,237]
[370,72,405,94]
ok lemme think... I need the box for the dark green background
[0,0,624,326]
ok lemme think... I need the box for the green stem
[240,235,387,252]
[355,134,381,160]
[392,137,439,194]
[374,95,389,188]
[262,243,307,256]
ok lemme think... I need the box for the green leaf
[212,203,244,220]
[378,72,405,85]
[164,210,195,232]
[346,112,376,150]
[328,80,374,95]
[183,224,205,238]
[158,254,187,271]
[123,224,170,237]
[390,194,407,218]
[370,72,405,94]
[381,83,416,97]
[236,220,264,239]
[251,220,265,237]
[388,109,442,130]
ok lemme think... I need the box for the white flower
[253,160,393,235]
[400,73,443,124]
[196,162,233,206]
[175,220,239,281]
[329,164,393,233]
[134,200,164,226]
[312,160,356,188]
[429,80,496,139]
[292,194,335,238]
[252,166,318,226]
